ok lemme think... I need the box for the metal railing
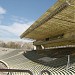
[0,69,33,75]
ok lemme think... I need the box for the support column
[36,45,42,50]
[66,55,70,69]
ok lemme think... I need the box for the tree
[0,41,6,47]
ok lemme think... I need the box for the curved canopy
[20,0,75,41]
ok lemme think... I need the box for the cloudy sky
[0,0,57,42]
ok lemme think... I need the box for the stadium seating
[0,50,75,75]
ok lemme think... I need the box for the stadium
[0,0,75,75]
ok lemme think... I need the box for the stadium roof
[20,0,75,40]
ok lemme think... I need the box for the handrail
[0,69,33,75]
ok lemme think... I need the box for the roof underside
[21,0,75,40]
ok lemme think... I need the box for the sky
[0,0,57,42]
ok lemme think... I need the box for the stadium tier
[0,50,75,75]
[21,0,75,57]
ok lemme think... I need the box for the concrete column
[66,55,70,69]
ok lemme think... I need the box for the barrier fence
[0,69,33,75]
[0,69,51,75]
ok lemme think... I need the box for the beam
[33,38,75,46]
